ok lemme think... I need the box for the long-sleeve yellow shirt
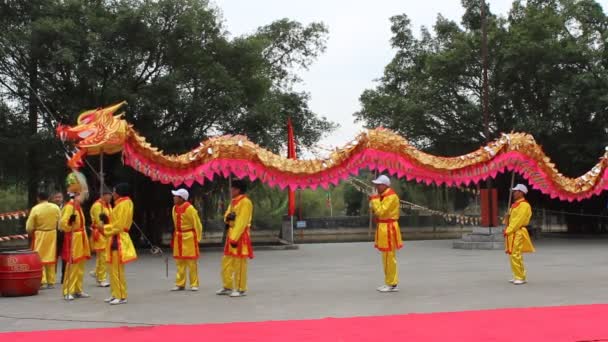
[224,195,254,258]
[59,200,91,263]
[26,201,61,264]
[370,188,403,251]
[103,196,137,264]
[505,199,532,235]
[90,199,112,251]
[504,198,535,254]
[172,202,203,259]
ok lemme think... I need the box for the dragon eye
[77,130,94,139]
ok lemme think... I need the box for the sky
[213,0,608,155]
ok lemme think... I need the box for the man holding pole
[170,188,203,291]
[60,192,91,300]
[89,188,112,287]
[504,184,535,285]
[103,183,137,305]
[369,175,403,293]
[50,192,67,284]
[216,180,254,298]
[26,191,61,289]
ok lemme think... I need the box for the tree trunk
[27,55,38,207]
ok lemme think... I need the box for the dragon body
[56,102,608,202]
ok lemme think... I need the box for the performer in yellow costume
[60,193,91,300]
[504,184,535,285]
[216,180,254,298]
[369,175,403,293]
[89,188,112,287]
[26,192,61,289]
[103,183,137,305]
[170,188,203,291]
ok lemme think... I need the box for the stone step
[452,240,504,250]
[461,233,504,242]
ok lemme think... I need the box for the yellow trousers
[94,251,107,282]
[110,251,128,299]
[510,233,527,280]
[221,256,248,291]
[41,264,56,286]
[382,251,399,286]
[175,259,199,288]
[62,261,84,296]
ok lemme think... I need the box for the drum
[0,249,42,297]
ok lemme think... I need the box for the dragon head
[56,101,129,169]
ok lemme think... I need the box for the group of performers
[167,179,254,297]
[25,174,534,304]
[25,179,255,303]
[27,183,137,304]
[367,175,535,291]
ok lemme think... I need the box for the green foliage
[248,182,288,229]
[0,185,27,235]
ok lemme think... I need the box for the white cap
[372,175,391,186]
[511,184,528,194]
[171,189,189,201]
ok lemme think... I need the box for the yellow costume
[221,195,254,292]
[504,198,535,281]
[26,201,61,286]
[90,199,111,283]
[60,199,91,296]
[370,188,402,287]
[103,196,137,300]
[172,202,203,288]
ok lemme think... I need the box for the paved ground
[2,238,608,332]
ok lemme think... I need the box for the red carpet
[4,304,608,341]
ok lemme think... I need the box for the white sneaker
[109,298,127,305]
[98,281,110,287]
[216,288,232,295]
[190,287,199,291]
[75,292,90,298]
[513,279,527,285]
[170,286,185,291]
[508,279,515,283]
[229,291,246,297]
[64,294,75,301]
[378,285,399,293]
[104,297,115,303]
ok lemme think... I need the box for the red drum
[0,250,42,297]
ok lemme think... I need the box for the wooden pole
[99,153,104,193]
[481,0,495,227]
[368,170,378,238]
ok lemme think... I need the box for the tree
[0,0,335,241]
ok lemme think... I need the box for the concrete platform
[2,238,608,332]
[453,226,505,249]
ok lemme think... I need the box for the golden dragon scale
[56,101,608,202]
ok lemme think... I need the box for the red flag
[287,118,297,216]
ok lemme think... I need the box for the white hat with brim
[372,175,391,186]
[171,189,189,201]
[511,184,528,194]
